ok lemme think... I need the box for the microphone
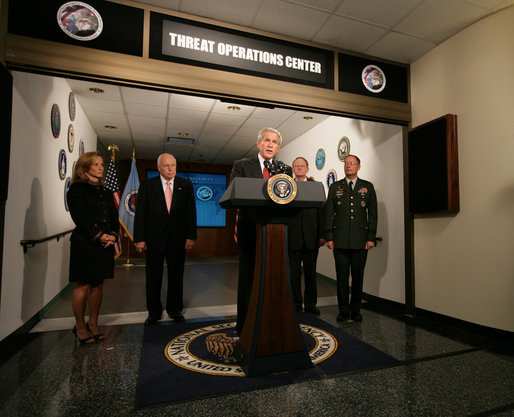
[264,160,292,177]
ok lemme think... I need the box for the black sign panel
[149,13,334,89]
[8,0,144,57]
[339,53,408,103]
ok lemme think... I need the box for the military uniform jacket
[324,178,377,249]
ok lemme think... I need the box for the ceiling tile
[365,31,435,63]
[121,86,169,106]
[292,0,342,12]
[254,0,330,40]
[336,0,423,27]
[313,14,387,52]
[212,100,255,116]
[128,114,166,129]
[170,94,216,111]
[125,102,168,118]
[179,0,263,27]
[168,108,210,123]
[394,0,487,43]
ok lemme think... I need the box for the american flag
[105,157,122,258]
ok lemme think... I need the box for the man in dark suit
[134,153,197,326]
[288,157,325,314]
[324,155,377,322]
[229,127,292,335]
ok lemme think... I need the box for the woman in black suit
[67,152,119,344]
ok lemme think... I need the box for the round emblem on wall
[326,169,337,188]
[57,2,103,41]
[337,136,351,161]
[68,91,76,121]
[315,148,325,170]
[67,124,74,152]
[267,173,297,205]
[165,321,337,377]
[196,186,214,201]
[58,149,67,180]
[51,104,61,138]
[64,177,72,211]
[362,64,386,93]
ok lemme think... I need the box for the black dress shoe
[351,312,363,322]
[144,316,160,326]
[169,313,185,323]
[336,312,350,322]
[305,307,320,315]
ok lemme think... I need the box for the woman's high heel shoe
[86,322,106,341]
[72,326,96,345]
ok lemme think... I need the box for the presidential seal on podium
[267,173,297,204]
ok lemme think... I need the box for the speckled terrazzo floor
[0,259,512,416]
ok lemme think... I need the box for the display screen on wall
[146,170,227,227]
[408,114,460,214]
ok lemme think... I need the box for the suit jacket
[229,156,292,248]
[288,178,324,251]
[324,178,377,249]
[134,175,197,251]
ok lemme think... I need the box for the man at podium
[229,127,292,335]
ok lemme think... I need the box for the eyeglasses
[344,162,359,167]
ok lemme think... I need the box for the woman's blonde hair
[71,151,104,185]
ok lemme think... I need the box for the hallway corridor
[0,258,512,416]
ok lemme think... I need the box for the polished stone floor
[0,258,512,416]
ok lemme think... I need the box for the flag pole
[122,233,134,267]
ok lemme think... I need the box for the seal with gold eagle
[267,173,297,204]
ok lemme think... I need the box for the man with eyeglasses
[324,155,377,322]
[288,157,325,314]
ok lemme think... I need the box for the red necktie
[165,181,172,212]
[263,166,271,179]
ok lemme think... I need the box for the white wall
[280,116,405,304]
[410,6,514,331]
[0,72,97,341]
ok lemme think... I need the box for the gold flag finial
[107,144,119,161]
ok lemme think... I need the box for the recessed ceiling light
[303,116,313,120]
[89,87,104,94]
[104,125,117,129]
[177,131,189,136]
[227,105,241,111]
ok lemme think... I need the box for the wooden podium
[219,177,325,376]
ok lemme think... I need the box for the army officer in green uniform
[324,155,377,322]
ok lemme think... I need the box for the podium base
[236,344,312,377]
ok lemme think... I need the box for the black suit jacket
[134,176,197,251]
[288,179,324,251]
[229,156,292,248]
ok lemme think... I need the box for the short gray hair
[157,153,176,167]
[257,127,282,145]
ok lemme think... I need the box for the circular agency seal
[165,321,338,377]
[57,2,103,41]
[123,190,138,216]
[315,148,325,170]
[267,173,297,205]
[362,64,386,93]
[326,169,337,188]
[337,136,351,162]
